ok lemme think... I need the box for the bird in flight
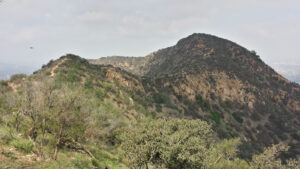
[29,46,34,50]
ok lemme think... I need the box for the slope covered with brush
[1,33,300,168]
[90,33,300,159]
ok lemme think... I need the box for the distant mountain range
[0,63,36,80]
[272,64,300,84]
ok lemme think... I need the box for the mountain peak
[2,33,300,162]
[88,33,300,158]
[176,33,232,47]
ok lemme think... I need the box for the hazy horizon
[1,0,300,82]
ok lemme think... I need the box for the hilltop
[0,34,299,168]
[91,33,300,158]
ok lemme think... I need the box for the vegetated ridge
[90,33,300,159]
[0,33,299,168]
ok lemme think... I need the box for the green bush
[250,50,263,62]
[101,82,113,89]
[156,104,162,112]
[3,151,17,160]
[153,93,166,104]
[210,111,222,124]
[119,118,245,169]
[11,139,34,154]
[195,94,210,112]
[84,79,93,89]
[67,71,81,82]
[0,80,8,86]
[0,127,15,144]
[91,158,102,168]
[222,100,232,108]
[251,112,261,121]
[132,94,148,107]
[233,112,244,123]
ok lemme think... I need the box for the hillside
[0,34,299,168]
[0,55,153,168]
[91,33,300,158]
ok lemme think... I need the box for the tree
[48,84,90,160]
[119,118,248,169]
[250,144,300,169]
[5,78,91,160]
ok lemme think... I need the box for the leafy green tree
[4,78,92,160]
[250,144,300,169]
[119,118,249,169]
[48,85,90,160]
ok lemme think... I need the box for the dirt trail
[50,58,69,77]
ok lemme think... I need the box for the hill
[91,33,300,159]
[0,33,299,168]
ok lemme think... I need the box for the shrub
[251,112,261,121]
[91,158,103,168]
[84,79,93,89]
[155,104,162,112]
[0,127,15,144]
[3,151,17,160]
[195,94,210,112]
[132,94,148,107]
[11,139,34,154]
[210,111,222,124]
[153,93,166,104]
[222,100,232,108]
[233,112,244,123]
[0,80,8,86]
[119,118,245,169]
[250,50,263,62]
[101,82,113,89]
[67,71,81,82]
[95,88,107,99]
[10,74,26,82]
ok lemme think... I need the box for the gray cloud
[0,0,299,76]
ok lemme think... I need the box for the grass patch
[3,151,17,160]
[0,126,16,145]
[11,139,34,154]
[101,82,114,89]
[92,149,123,169]
[210,111,223,125]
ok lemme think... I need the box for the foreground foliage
[119,118,299,169]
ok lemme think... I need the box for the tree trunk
[41,118,46,148]
[53,144,58,161]
[15,112,20,131]
[53,126,63,161]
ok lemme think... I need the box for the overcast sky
[1,0,300,73]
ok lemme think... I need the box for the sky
[0,0,300,77]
